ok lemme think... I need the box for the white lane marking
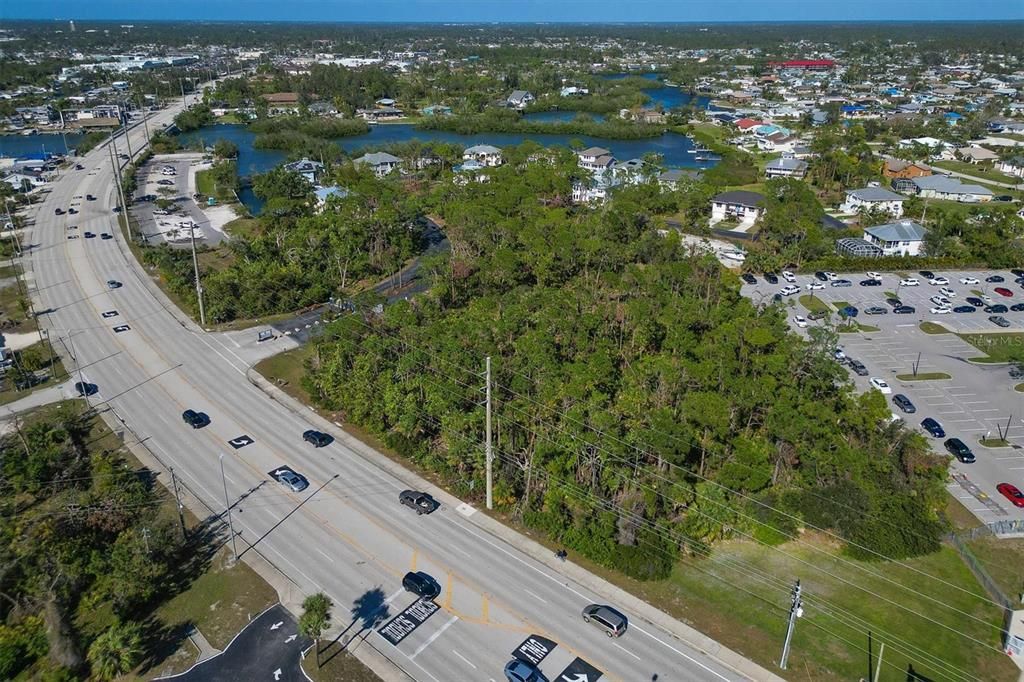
[451,649,477,669]
[613,641,642,660]
[451,544,472,558]
[523,588,548,604]
[315,547,333,562]
[410,616,458,659]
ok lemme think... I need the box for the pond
[0,132,84,159]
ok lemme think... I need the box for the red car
[997,483,1024,508]
[995,287,1014,297]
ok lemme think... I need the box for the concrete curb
[246,369,786,682]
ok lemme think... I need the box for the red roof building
[769,59,837,70]
[735,118,763,130]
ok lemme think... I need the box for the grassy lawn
[979,438,1011,448]
[931,160,1017,185]
[194,168,237,202]
[966,535,1024,600]
[302,643,381,682]
[958,332,1024,363]
[223,216,261,240]
[0,281,33,333]
[895,372,952,381]
[856,324,880,332]
[255,345,314,402]
[920,322,951,335]
[798,294,830,313]
[1016,383,1024,392]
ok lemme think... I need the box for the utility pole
[66,328,87,407]
[169,467,188,540]
[219,453,238,563]
[779,579,803,670]
[485,355,493,510]
[180,78,187,109]
[121,116,133,159]
[139,95,151,143]
[108,137,132,239]
[189,223,206,326]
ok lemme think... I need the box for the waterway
[0,132,84,159]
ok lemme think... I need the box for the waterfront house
[507,90,535,109]
[463,144,503,167]
[577,147,616,176]
[710,190,765,226]
[764,157,808,179]
[353,152,401,177]
[283,158,324,183]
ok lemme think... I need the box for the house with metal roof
[282,158,324,183]
[353,152,401,177]
[506,90,535,109]
[862,220,927,256]
[764,157,808,179]
[910,175,993,203]
[840,187,906,217]
[463,144,504,167]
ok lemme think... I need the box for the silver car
[581,604,628,637]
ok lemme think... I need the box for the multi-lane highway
[23,100,777,682]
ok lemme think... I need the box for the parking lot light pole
[219,453,239,563]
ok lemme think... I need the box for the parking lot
[131,154,227,248]
[740,268,1024,525]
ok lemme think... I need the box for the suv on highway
[182,409,210,429]
[581,604,628,638]
[399,490,439,515]
[302,429,333,447]
[402,571,441,600]
[944,438,976,464]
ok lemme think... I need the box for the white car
[929,295,951,306]
[928,276,949,286]
[781,270,797,283]
[833,347,846,361]
[806,281,825,291]
[869,377,892,394]
[780,284,800,296]
[929,306,951,314]
[899,278,919,287]
[866,271,882,281]
[959,277,980,285]
[793,315,809,328]
[823,271,838,281]
[939,287,957,298]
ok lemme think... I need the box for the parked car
[899,278,919,287]
[848,360,869,376]
[939,287,957,298]
[182,409,210,428]
[1010,367,1024,380]
[302,429,333,447]
[741,273,757,285]
[997,483,1024,509]
[886,297,902,308]
[944,438,976,464]
[763,272,778,284]
[1012,269,1024,278]
[995,287,1014,297]
[928,276,949,286]
[68,207,77,214]
[74,164,85,170]
[399,490,439,515]
[780,285,800,296]
[793,315,808,328]
[919,270,935,279]
[1012,303,1024,312]
[273,469,308,492]
[806,281,824,291]
[893,306,916,314]
[920,418,945,438]
[929,295,951,307]
[814,271,828,281]
[504,660,546,682]
[990,315,1011,328]
[839,305,858,318]
[781,271,796,282]
[808,310,828,321]
[833,347,846,361]
[986,275,1005,283]
[864,307,888,315]
[929,307,951,315]
[985,304,1009,314]
[831,279,852,288]
[959,277,980,285]
[157,179,175,186]
[823,271,838,281]
[402,571,441,600]
[866,271,882,281]
[581,604,628,638]
[966,297,985,307]
[893,394,916,414]
[54,207,65,215]
[953,306,976,313]
[859,279,881,287]
[84,231,95,239]
[869,377,892,394]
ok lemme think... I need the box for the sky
[3,0,1023,22]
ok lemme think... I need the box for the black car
[763,273,779,284]
[54,207,65,215]
[848,360,869,376]
[182,409,210,428]
[86,194,96,201]
[994,195,1014,202]
[953,306,976,313]
[966,297,985,307]
[74,164,85,170]
[84,231,95,239]
[1010,367,1024,380]
[1011,303,1024,312]
[402,571,441,600]
[859,279,881,287]
[893,394,916,414]
[864,306,888,315]
[985,304,1009,314]
[740,273,757,285]
[814,271,828,282]
[885,297,902,308]
[112,206,121,213]
[944,438,976,464]
[399,490,439,515]
[74,381,98,397]
[921,418,945,438]
[302,429,333,447]
[893,305,916,314]
[107,280,122,289]
[68,208,77,214]
[1012,269,1024,278]
[919,270,935,279]
[986,275,1005,283]
[100,233,112,240]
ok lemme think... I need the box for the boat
[695,154,721,162]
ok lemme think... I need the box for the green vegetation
[195,160,239,202]
[895,372,952,381]
[174,103,215,132]
[1016,383,1024,393]
[798,294,830,313]
[248,115,370,139]
[417,108,666,139]
[0,340,67,405]
[299,593,333,670]
[958,332,1024,363]
[979,438,1011,448]
[920,322,950,334]
[931,159,1017,185]
[75,131,110,155]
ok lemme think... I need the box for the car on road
[866,271,882,281]
[848,360,869,376]
[399,490,439,515]
[119,153,129,160]
[402,571,441,600]
[985,304,1009,314]
[273,469,309,492]
[780,284,800,296]
[921,418,946,438]
[182,409,210,428]
[995,287,1014,297]
[781,270,796,282]
[806,281,824,291]
[953,306,976,313]
[100,233,112,240]
[919,270,935,279]
[944,438,976,464]
[892,394,916,413]
[808,310,828,321]
[84,231,95,239]
[990,315,1011,328]
[831,279,852,287]
[966,297,985,307]
[581,604,628,638]
[959,277,980,285]
[814,271,828,281]
[894,305,915,314]
[504,660,546,682]
[939,287,957,298]
[1012,303,1024,312]
[54,207,65,215]
[302,429,333,447]
[68,207,77,214]
[864,306,888,315]
[86,194,96,201]
[74,381,98,397]
[928,276,949,286]
[869,377,892,394]
[793,315,808,328]
[899,278,919,287]
[839,305,858,318]
[859,279,881,287]
[763,272,778,284]
[986,275,1005,283]
[107,280,122,289]
[997,483,1024,509]
[74,164,85,170]
[740,273,756,285]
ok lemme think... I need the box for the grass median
[958,331,1024,363]
[798,294,831,314]
[920,322,950,335]
[895,372,952,381]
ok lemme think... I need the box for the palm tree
[87,621,144,681]
[299,592,333,668]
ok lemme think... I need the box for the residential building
[463,144,503,167]
[282,158,324,183]
[862,220,926,256]
[910,175,993,202]
[353,152,401,177]
[421,105,452,117]
[997,156,1024,179]
[560,86,589,97]
[710,190,765,225]
[764,157,808,179]
[577,147,616,175]
[506,90,535,109]
[314,185,349,212]
[840,187,906,217]
[957,146,999,164]
[882,159,931,180]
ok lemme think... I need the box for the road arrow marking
[285,634,297,643]
[270,621,283,630]
[273,669,282,680]
[561,675,588,682]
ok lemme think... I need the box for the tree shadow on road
[319,586,391,667]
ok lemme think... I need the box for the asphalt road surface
[23,96,760,682]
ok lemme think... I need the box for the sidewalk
[0,379,75,421]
